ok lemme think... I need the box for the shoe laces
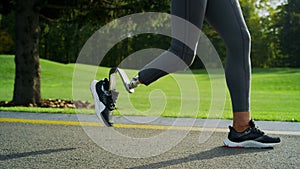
[249,119,264,135]
[100,79,115,110]
[101,85,111,96]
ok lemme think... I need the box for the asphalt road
[0,114,299,169]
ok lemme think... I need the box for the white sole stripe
[223,138,281,148]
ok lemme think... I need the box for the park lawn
[0,55,299,122]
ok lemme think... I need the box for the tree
[254,0,288,67]
[279,0,300,67]
[13,0,42,105]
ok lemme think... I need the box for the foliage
[38,0,171,66]
[0,0,299,67]
[0,11,15,54]
[0,30,13,53]
[279,0,300,67]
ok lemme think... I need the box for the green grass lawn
[0,55,299,122]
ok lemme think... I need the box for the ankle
[233,123,250,132]
[233,111,251,132]
[129,76,141,89]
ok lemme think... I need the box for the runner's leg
[138,0,208,85]
[205,0,251,113]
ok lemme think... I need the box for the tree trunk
[13,0,41,105]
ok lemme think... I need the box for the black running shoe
[90,78,115,127]
[223,120,281,148]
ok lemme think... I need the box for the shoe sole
[90,80,112,127]
[223,138,280,148]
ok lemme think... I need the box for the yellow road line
[0,117,225,132]
[114,123,227,132]
[1,117,300,135]
[0,117,102,127]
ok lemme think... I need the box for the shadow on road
[127,146,273,169]
[0,147,76,161]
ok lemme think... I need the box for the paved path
[1,111,299,134]
[0,111,299,168]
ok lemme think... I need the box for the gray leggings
[138,0,251,112]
